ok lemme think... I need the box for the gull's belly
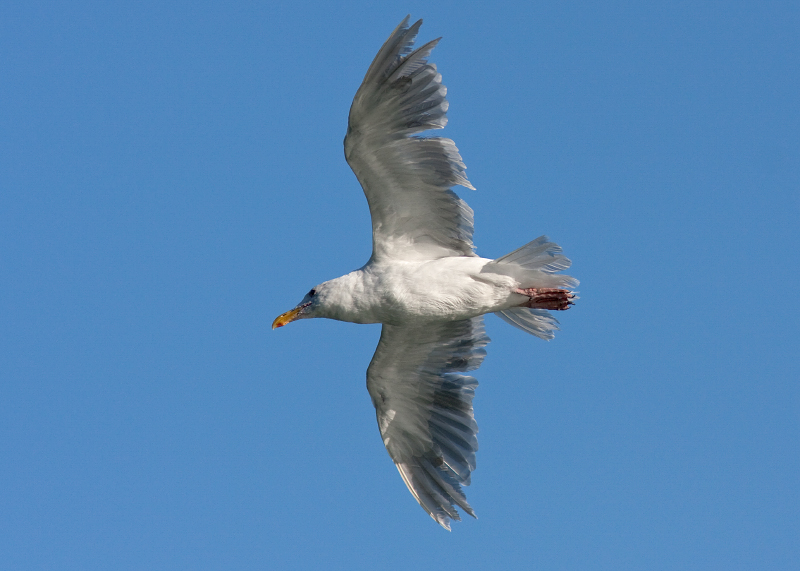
[369,257,517,324]
[322,258,522,325]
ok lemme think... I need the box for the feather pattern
[345,16,476,262]
[366,317,489,530]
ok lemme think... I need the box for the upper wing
[344,16,476,262]
[366,317,489,530]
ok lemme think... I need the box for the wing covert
[345,16,476,262]
[366,317,489,530]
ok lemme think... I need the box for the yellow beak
[272,306,303,329]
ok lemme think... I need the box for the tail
[483,236,578,340]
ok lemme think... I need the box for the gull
[273,16,578,530]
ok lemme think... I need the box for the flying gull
[273,16,578,530]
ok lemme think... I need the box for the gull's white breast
[318,257,519,325]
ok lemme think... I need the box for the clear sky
[2,1,798,569]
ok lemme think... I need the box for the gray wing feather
[366,317,489,530]
[345,16,476,262]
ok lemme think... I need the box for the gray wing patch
[345,16,476,261]
[366,317,489,529]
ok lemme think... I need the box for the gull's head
[272,286,322,329]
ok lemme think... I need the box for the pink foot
[513,287,575,311]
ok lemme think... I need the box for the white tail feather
[485,235,578,288]
[486,236,578,339]
[495,308,561,340]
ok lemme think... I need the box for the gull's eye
[307,288,316,298]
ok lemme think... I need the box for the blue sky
[2,1,798,569]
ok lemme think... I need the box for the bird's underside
[272,16,578,530]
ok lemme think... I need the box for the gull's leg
[513,287,575,311]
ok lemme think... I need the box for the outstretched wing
[366,317,489,530]
[345,16,476,262]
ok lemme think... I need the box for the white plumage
[273,16,578,530]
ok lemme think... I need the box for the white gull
[273,16,578,530]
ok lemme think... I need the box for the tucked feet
[513,287,576,311]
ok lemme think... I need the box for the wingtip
[397,15,422,35]
[436,516,452,531]
[434,506,476,529]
